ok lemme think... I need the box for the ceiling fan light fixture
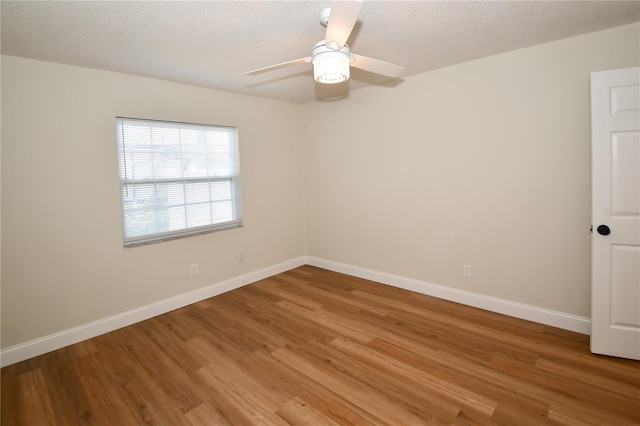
[244,1,405,86]
[312,42,351,84]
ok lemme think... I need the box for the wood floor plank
[12,368,56,426]
[364,307,540,366]
[271,344,429,425]
[190,363,289,426]
[271,277,362,316]
[366,337,554,425]
[144,355,211,414]
[275,397,342,426]
[185,400,234,426]
[327,336,497,418]
[134,315,210,374]
[252,279,324,311]
[354,288,547,358]
[240,349,383,426]
[190,302,271,356]
[2,266,639,425]
[534,355,640,398]
[118,363,189,425]
[223,288,338,346]
[160,307,216,342]
[1,369,19,426]
[306,337,465,423]
[71,354,143,426]
[275,299,372,345]
[39,353,98,425]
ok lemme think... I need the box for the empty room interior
[1,1,640,425]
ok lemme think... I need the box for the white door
[590,67,640,360]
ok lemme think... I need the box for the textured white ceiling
[2,1,639,103]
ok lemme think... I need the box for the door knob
[597,225,611,235]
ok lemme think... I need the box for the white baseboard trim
[1,255,590,367]
[0,256,307,368]
[306,256,591,335]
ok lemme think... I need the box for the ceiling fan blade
[243,57,311,75]
[325,0,363,49]
[350,54,405,78]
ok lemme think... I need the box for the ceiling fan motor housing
[320,7,331,27]
[311,40,352,84]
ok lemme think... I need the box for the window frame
[116,117,243,247]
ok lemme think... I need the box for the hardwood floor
[2,265,639,425]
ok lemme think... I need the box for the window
[116,117,242,247]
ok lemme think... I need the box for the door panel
[610,245,640,328]
[611,84,640,114]
[611,132,639,214]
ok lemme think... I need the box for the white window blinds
[116,117,242,247]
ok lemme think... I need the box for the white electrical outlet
[463,264,471,277]
[190,263,199,276]
[239,252,245,262]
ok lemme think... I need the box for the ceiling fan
[243,0,405,84]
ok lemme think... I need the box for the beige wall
[1,57,306,348]
[303,23,639,318]
[2,23,639,350]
